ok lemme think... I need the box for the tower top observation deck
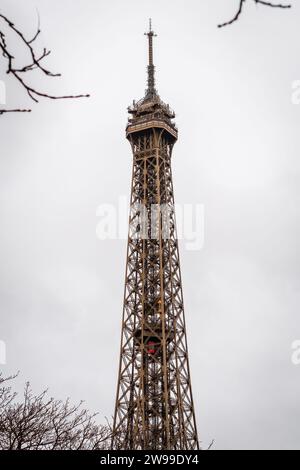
[126,20,178,142]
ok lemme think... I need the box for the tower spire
[144,18,157,98]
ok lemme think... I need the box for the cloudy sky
[0,0,300,450]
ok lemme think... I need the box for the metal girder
[112,128,199,450]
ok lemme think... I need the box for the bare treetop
[0,374,110,450]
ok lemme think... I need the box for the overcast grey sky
[0,0,300,450]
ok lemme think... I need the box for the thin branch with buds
[0,109,31,115]
[0,11,89,115]
[218,0,292,28]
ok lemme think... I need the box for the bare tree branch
[0,11,90,115]
[0,375,111,450]
[207,439,215,450]
[218,0,292,28]
[0,109,31,115]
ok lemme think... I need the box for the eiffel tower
[112,20,199,451]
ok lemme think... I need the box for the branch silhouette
[0,374,111,450]
[0,11,89,116]
[218,0,292,28]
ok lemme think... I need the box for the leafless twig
[218,0,292,28]
[207,439,215,450]
[0,109,31,115]
[0,11,89,115]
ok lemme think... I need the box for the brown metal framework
[112,21,199,451]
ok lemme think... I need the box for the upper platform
[126,94,178,141]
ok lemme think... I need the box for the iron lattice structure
[112,21,199,451]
